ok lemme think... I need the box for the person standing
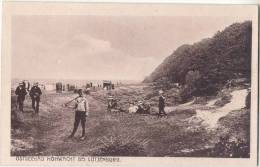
[158,90,167,117]
[69,89,89,140]
[15,82,27,112]
[29,82,42,114]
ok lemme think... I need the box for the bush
[185,70,201,86]
[211,136,249,158]
[193,97,207,105]
[179,86,195,102]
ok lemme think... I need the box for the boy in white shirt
[69,89,89,140]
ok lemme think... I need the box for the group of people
[15,80,166,140]
[15,81,42,114]
[67,88,166,140]
[15,81,89,140]
[109,89,167,116]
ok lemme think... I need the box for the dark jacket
[29,86,42,99]
[15,86,27,100]
[159,95,165,109]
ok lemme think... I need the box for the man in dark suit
[158,90,167,117]
[29,82,42,114]
[15,82,27,112]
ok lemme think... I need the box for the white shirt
[75,96,89,112]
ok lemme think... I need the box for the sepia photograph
[0,2,258,166]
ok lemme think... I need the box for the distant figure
[56,82,63,93]
[107,95,117,112]
[22,81,26,89]
[29,82,42,114]
[136,101,150,114]
[69,89,89,140]
[27,82,30,91]
[158,90,167,117]
[15,82,27,112]
[22,80,31,92]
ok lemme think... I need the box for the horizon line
[11,77,144,82]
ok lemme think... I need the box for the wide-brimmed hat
[159,90,164,94]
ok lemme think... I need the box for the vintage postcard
[0,1,258,166]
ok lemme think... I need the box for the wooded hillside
[144,21,252,98]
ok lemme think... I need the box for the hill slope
[144,21,252,98]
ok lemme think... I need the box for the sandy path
[195,89,248,128]
[23,93,108,156]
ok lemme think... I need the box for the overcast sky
[11,15,249,81]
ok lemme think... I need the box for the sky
[11,15,250,81]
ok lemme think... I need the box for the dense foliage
[144,21,252,99]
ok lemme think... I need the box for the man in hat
[15,82,27,112]
[29,82,42,114]
[69,89,89,140]
[158,90,167,117]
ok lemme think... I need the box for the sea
[11,78,141,89]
